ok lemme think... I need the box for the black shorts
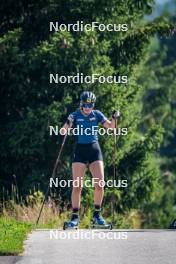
[73,142,103,164]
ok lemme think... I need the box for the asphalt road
[1,229,176,264]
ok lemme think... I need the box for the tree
[0,0,173,226]
[138,0,176,227]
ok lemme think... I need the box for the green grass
[0,217,33,255]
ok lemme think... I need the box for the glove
[66,114,74,125]
[112,110,120,120]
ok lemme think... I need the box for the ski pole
[112,118,117,225]
[36,131,68,225]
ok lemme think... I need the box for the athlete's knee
[73,185,83,193]
[72,177,83,192]
[94,179,105,191]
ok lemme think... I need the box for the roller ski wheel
[91,220,112,230]
[63,215,79,230]
[169,219,176,229]
[63,221,79,230]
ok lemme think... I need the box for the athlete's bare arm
[61,118,74,135]
[103,119,117,129]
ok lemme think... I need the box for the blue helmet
[80,91,96,104]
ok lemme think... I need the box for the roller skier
[62,91,120,230]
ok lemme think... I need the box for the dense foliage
[0,0,175,227]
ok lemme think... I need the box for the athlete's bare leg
[89,160,104,206]
[71,162,86,208]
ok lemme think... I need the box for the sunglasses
[82,103,94,108]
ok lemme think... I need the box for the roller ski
[63,214,79,230]
[90,212,112,230]
[169,219,176,229]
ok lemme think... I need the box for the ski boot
[91,212,112,230]
[63,214,79,230]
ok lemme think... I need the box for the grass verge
[0,217,33,255]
